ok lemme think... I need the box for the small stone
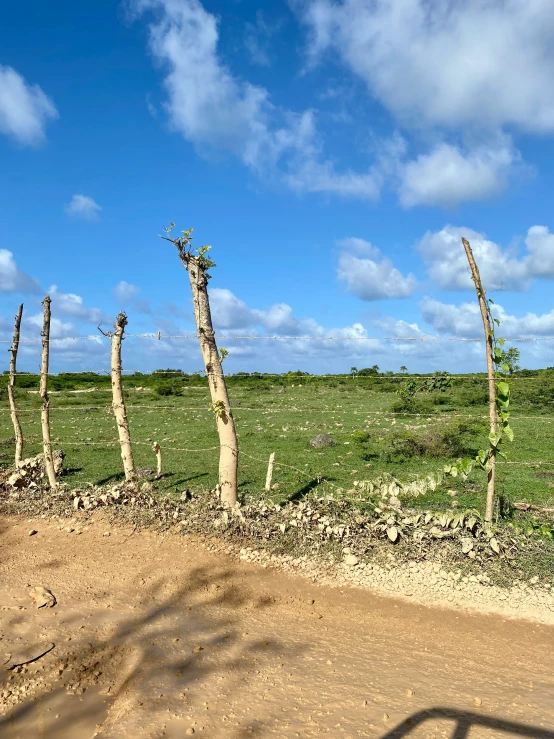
[530,576,539,585]
[309,434,336,448]
[103,532,110,537]
[473,697,482,706]
[186,729,195,735]
[28,530,38,536]
[406,689,414,697]
[28,586,56,608]
[344,554,359,567]
[382,713,389,721]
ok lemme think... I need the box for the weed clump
[377,419,485,463]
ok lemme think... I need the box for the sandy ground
[1,515,554,739]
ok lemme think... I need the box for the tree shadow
[0,562,306,737]
[62,467,83,476]
[287,478,328,502]
[379,707,554,738]
[96,471,125,486]
[172,472,209,486]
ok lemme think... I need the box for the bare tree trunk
[40,296,57,488]
[152,441,162,478]
[111,312,136,482]
[265,452,275,492]
[462,238,496,522]
[186,273,238,507]
[7,304,24,465]
[165,227,239,506]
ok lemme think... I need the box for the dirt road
[1,515,553,738]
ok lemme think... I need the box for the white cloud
[64,194,101,221]
[371,316,426,338]
[297,0,554,206]
[0,65,58,146]
[130,0,314,175]
[0,249,40,293]
[244,11,278,67]
[300,0,554,134]
[287,159,382,200]
[336,237,417,300]
[114,281,152,314]
[48,285,109,324]
[129,0,387,200]
[421,297,554,337]
[417,224,554,291]
[114,281,141,302]
[26,313,75,340]
[524,226,554,278]
[210,287,321,335]
[399,139,518,208]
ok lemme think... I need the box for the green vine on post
[444,238,514,523]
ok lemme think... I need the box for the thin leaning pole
[7,304,24,465]
[462,237,496,522]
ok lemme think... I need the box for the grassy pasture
[1,373,553,520]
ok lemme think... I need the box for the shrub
[154,382,182,397]
[391,397,434,415]
[453,388,489,407]
[15,375,40,389]
[379,419,485,463]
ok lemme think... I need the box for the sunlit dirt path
[1,515,553,739]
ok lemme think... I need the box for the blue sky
[2,0,554,374]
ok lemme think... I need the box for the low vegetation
[1,368,553,583]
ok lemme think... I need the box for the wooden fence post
[265,452,275,491]
[165,227,239,506]
[152,441,162,478]
[8,304,24,465]
[462,237,496,522]
[40,296,57,488]
[110,312,136,482]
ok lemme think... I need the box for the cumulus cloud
[398,139,519,208]
[114,281,140,302]
[296,0,554,205]
[421,297,554,337]
[371,316,426,338]
[524,226,554,278]
[287,160,382,200]
[129,0,387,201]
[244,11,280,67]
[0,249,40,293]
[210,288,321,335]
[48,285,109,324]
[417,225,554,291]
[64,194,102,221]
[336,237,417,300]
[114,281,152,314]
[300,0,554,134]
[129,0,314,173]
[0,65,58,146]
[26,313,75,340]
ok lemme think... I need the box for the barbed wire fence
[2,331,554,498]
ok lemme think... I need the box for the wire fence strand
[3,332,554,344]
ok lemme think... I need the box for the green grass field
[1,374,554,519]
